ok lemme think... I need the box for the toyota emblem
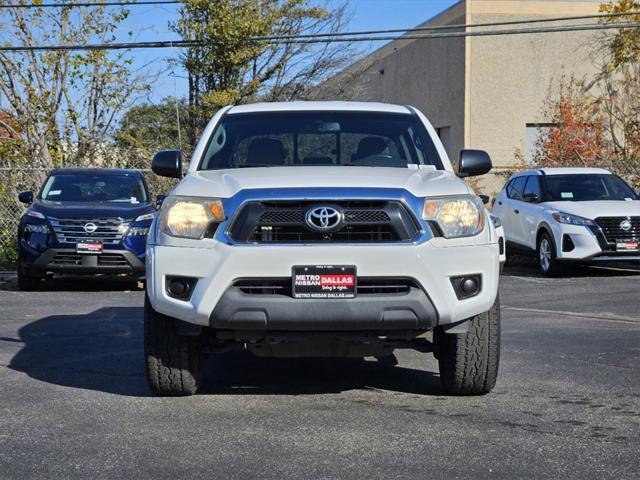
[305,206,343,232]
[620,219,632,232]
[84,222,98,234]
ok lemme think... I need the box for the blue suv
[16,168,156,290]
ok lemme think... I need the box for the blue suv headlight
[24,223,49,234]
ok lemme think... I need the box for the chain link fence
[1,163,638,269]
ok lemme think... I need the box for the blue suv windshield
[40,174,148,203]
[199,111,444,170]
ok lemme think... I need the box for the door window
[506,177,527,201]
[523,175,542,201]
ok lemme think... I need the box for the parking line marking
[507,275,549,284]
[503,306,640,325]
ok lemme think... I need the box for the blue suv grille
[49,217,129,245]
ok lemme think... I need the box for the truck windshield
[40,174,148,203]
[199,111,444,170]
[542,174,638,202]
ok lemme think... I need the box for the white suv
[145,101,502,396]
[493,168,640,275]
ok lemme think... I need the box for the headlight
[26,209,45,219]
[551,212,594,226]
[127,226,149,237]
[135,212,155,222]
[423,195,485,238]
[160,196,225,239]
[24,223,49,234]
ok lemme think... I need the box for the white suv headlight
[551,211,595,226]
[159,196,225,239]
[423,195,485,238]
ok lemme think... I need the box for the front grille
[49,217,129,245]
[595,217,640,242]
[50,252,82,266]
[49,252,131,267]
[229,200,420,244]
[97,254,130,267]
[234,277,419,297]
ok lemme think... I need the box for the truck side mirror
[152,150,184,179]
[18,191,33,204]
[522,192,539,203]
[479,194,490,205]
[457,150,492,178]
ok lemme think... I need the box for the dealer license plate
[616,240,639,252]
[76,241,103,254]
[292,265,356,299]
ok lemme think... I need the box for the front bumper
[551,223,640,262]
[210,283,438,331]
[147,241,501,328]
[27,248,145,274]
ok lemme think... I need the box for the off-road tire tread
[144,297,202,396]
[436,295,501,395]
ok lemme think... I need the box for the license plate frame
[292,265,357,299]
[616,239,639,252]
[76,241,103,254]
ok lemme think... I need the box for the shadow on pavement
[0,274,143,292]
[201,352,443,396]
[8,306,443,397]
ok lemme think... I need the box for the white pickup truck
[145,101,503,396]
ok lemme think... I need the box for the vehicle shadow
[0,274,143,292]
[201,352,443,396]
[7,306,443,397]
[502,254,640,279]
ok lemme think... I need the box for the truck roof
[226,101,413,115]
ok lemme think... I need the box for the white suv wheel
[539,238,551,272]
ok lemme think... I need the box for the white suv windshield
[542,174,638,202]
[199,111,444,170]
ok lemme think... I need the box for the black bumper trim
[30,248,145,274]
[210,286,438,331]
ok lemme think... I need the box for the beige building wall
[467,0,603,167]
[319,0,606,170]
[317,2,468,162]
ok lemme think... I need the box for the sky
[118,0,460,103]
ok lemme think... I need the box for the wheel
[144,296,203,396]
[17,257,41,291]
[537,232,561,276]
[434,294,501,395]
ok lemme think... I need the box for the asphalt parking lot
[0,258,639,479]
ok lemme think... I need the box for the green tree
[599,0,640,70]
[171,0,352,143]
[116,97,190,156]
[0,2,151,170]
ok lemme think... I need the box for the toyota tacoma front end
[144,102,501,396]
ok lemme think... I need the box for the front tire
[17,257,41,291]
[537,232,561,276]
[144,296,203,396]
[435,295,501,395]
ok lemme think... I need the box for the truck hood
[544,200,640,219]
[174,167,470,198]
[30,199,155,220]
